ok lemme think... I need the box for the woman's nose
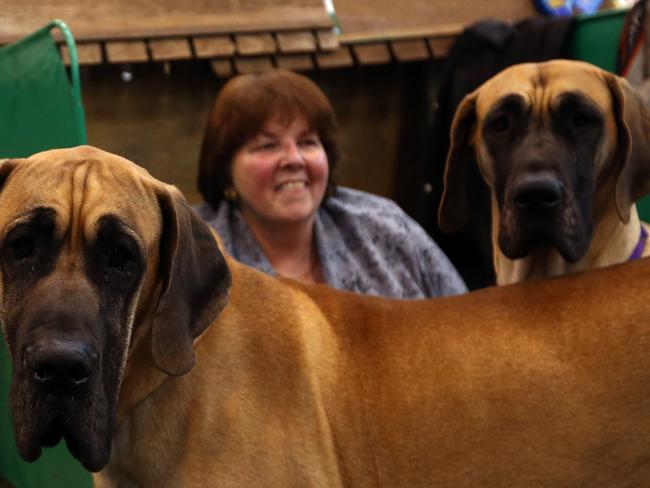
[281,140,304,165]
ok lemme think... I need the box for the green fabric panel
[570,8,625,72]
[0,24,86,158]
[0,22,91,488]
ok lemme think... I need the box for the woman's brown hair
[197,69,340,210]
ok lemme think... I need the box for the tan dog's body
[439,60,650,285]
[4,147,650,487]
[103,255,650,488]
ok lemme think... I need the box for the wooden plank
[235,33,276,56]
[60,42,103,65]
[276,31,316,53]
[316,47,354,69]
[316,29,339,51]
[428,37,455,58]
[149,38,192,61]
[0,1,333,44]
[210,59,234,78]
[332,0,536,38]
[338,24,461,44]
[192,36,235,58]
[148,38,191,61]
[105,40,149,63]
[352,43,392,65]
[390,39,430,62]
[276,54,314,71]
[234,56,274,73]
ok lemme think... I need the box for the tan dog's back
[104,255,650,486]
[298,260,650,486]
[4,146,649,487]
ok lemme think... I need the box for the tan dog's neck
[493,199,647,285]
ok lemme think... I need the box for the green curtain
[0,19,91,488]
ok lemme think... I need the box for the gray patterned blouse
[194,187,467,299]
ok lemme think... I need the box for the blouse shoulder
[319,187,466,297]
[323,187,409,223]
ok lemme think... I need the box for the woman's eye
[8,236,34,261]
[252,141,277,152]
[107,246,131,272]
[299,138,320,147]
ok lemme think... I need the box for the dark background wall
[82,60,443,217]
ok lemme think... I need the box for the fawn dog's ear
[438,92,478,233]
[604,72,650,223]
[152,186,231,376]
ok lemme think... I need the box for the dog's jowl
[439,60,650,284]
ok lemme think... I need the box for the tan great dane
[439,60,650,285]
[5,146,650,487]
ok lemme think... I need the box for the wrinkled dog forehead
[475,60,614,120]
[0,147,163,248]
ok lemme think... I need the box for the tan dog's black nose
[512,175,563,212]
[25,339,98,393]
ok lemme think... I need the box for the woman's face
[230,116,329,229]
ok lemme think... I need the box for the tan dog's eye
[571,111,595,128]
[489,115,511,133]
[107,246,132,272]
[8,235,34,261]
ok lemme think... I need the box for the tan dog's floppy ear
[152,187,231,376]
[438,92,478,233]
[605,73,650,223]
[0,158,19,187]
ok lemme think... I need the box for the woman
[195,69,466,299]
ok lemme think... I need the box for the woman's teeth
[279,181,307,190]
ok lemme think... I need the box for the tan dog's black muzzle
[511,173,563,213]
[9,278,114,472]
[24,337,98,393]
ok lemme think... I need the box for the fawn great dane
[3,146,650,487]
[439,60,650,285]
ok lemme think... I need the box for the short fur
[439,60,650,284]
[4,146,650,486]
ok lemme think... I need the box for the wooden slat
[60,42,103,65]
[105,40,149,63]
[352,43,392,65]
[149,38,192,61]
[0,1,334,45]
[235,33,276,56]
[276,54,314,71]
[316,29,339,51]
[235,56,274,73]
[276,31,316,53]
[332,0,536,39]
[338,25,460,45]
[390,39,430,62]
[210,59,234,77]
[316,47,354,69]
[192,36,236,58]
[428,37,455,58]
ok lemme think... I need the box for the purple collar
[629,226,648,261]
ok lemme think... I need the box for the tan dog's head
[0,146,231,471]
[439,60,650,262]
